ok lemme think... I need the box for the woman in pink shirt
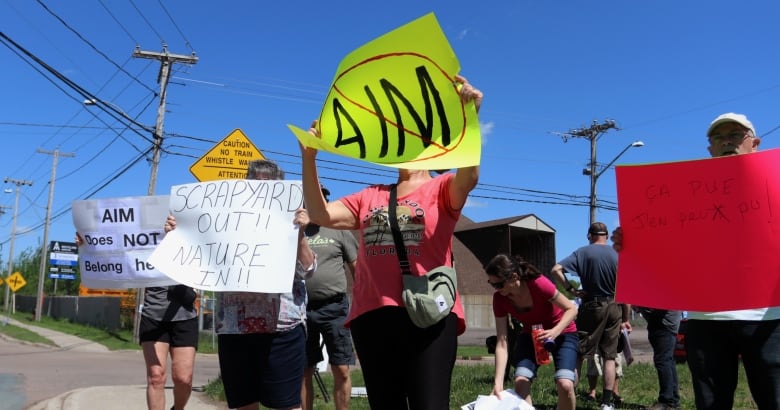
[486,254,579,410]
[300,75,482,410]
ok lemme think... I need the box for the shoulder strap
[388,184,412,275]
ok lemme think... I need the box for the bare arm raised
[450,74,483,210]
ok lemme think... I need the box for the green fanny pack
[401,266,457,328]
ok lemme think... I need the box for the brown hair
[484,254,543,282]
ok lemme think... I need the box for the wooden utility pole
[4,178,32,314]
[131,44,198,342]
[558,120,620,225]
[35,149,75,322]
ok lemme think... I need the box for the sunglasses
[487,279,506,290]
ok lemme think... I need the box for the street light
[585,140,644,224]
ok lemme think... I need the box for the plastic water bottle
[531,324,551,365]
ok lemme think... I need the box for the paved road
[0,336,221,409]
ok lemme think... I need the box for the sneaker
[600,404,615,410]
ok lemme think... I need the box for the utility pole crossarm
[132,45,198,64]
[555,119,621,225]
[557,119,620,142]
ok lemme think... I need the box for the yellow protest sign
[190,129,265,181]
[7,272,26,292]
[289,13,481,170]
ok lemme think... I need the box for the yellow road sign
[7,271,26,292]
[0,277,3,286]
[189,129,265,182]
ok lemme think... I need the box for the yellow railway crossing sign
[189,129,265,182]
[7,272,26,292]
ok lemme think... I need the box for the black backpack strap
[388,184,412,275]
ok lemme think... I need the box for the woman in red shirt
[486,254,579,410]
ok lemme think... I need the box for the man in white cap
[681,113,780,410]
[705,113,760,157]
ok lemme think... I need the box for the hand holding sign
[72,196,176,289]
[289,13,482,170]
[149,179,305,293]
[615,149,780,311]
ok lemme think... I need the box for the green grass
[2,311,219,353]
[0,320,56,346]
[456,344,492,358]
[205,357,758,409]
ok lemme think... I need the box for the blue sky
[2,1,779,272]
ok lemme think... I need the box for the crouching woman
[485,254,579,410]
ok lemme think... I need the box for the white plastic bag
[460,389,534,410]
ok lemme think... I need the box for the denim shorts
[513,331,578,382]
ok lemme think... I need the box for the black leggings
[350,306,458,410]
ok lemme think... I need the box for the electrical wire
[97,0,139,45]
[34,0,156,95]
[0,31,154,148]
[156,0,195,53]
[0,148,153,245]
[128,0,165,44]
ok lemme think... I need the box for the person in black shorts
[139,285,199,410]
[301,186,358,410]
[77,233,198,410]
[164,159,316,410]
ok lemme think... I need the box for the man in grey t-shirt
[551,222,629,410]
[301,186,358,410]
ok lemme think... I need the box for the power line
[34,0,156,94]
[129,0,165,44]
[0,31,155,148]
[97,0,139,45]
[155,0,195,53]
[0,148,152,247]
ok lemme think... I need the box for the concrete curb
[26,385,227,410]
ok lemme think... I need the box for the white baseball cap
[707,113,756,137]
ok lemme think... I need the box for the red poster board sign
[615,148,780,311]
